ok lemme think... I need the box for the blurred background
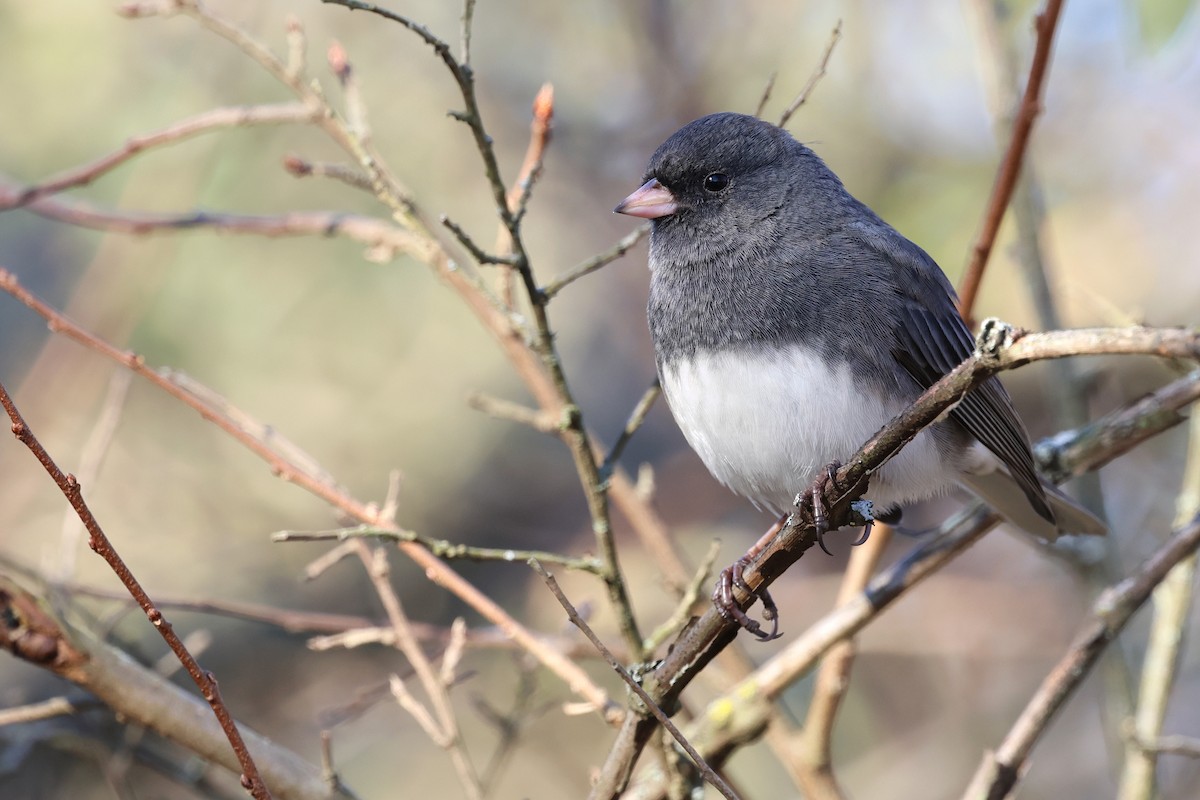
[2,0,1199,797]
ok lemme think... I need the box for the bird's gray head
[614,113,846,263]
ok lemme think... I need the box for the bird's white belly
[660,346,955,514]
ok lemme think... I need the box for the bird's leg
[713,513,787,641]
[810,460,842,555]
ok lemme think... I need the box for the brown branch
[0,102,318,209]
[282,155,374,193]
[600,378,662,479]
[957,0,1066,323]
[596,321,1200,796]
[1117,410,1200,800]
[625,365,1200,797]
[497,83,554,306]
[361,545,481,799]
[752,71,777,119]
[0,575,348,800]
[0,267,620,725]
[531,561,740,800]
[467,391,562,434]
[0,187,429,260]
[793,524,894,800]
[272,524,603,573]
[540,224,650,300]
[777,21,843,128]
[962,513,1200,800]
[0,382,273,800]
[322,0,646,656]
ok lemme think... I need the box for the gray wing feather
[875,238,1055,525]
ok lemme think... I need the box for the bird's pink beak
[614,179,677,219]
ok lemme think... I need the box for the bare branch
[600,379,662,479]
[531,561,740,800]
[273,525,604,573]
[601,321,1200,791]
[1117,409,1200,800]
[541,224,650,300]
[777,21,843,128]
[0,103,317,209]
[753,71,777,119]
[467,391,562,434]
[0,267,620,724]
[962,513,1200,800]
[794,524,894,799]
[958,0,1066,324]
[0,384,273,800]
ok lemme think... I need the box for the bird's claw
[810,461,842,555]
[713,556,781,642]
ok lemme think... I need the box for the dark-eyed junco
[615,112,1105,549]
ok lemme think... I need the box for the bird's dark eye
[703,172,730,193]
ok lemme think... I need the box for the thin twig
[962,513,1200,800]
[957,0,1066,324]
[642,540,721,655]
[467,391,562,434]
[753,71,777,119]
[282,156,374,193]
[0,267,620,724]
[1125,729,1200,760]
[530,561,740,800]
[0,103,318,209]
[0,381,273,800]
[442,215,519,266]
[541,224,650,300]
[497,83,554,306]
[273,525,604,573]
[777,21,843,128]
[365,545,482,799]
[459,0,477,66]
[793,524,894,800]
[600,379,662,479]
[1117,409,1200,800]
[56,369,133,581]
[327,40,369,143]
[0,696,102,727]
[284,15,307,81]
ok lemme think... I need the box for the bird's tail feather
[958,471,1108,541]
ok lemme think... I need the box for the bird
[613,112,1105,594]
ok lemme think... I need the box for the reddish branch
[0,381,273,800]
[0,267,619,724]
[0,103,317,210]
[957,0,1065,323]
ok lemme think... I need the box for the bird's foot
[712,514,787,641]
[713,556,780,642]
[809,461,842,555]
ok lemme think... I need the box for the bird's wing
[881,242,1054,525]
